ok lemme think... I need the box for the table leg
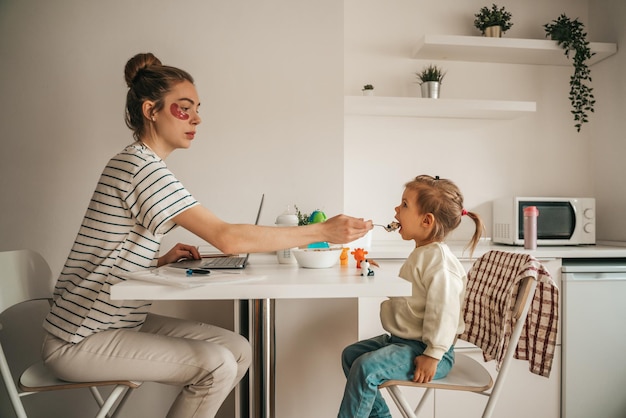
[237,299,275,418]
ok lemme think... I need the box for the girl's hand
[157,243,200,267]
[412,354,439,383]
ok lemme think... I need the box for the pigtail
[463,210,485,257]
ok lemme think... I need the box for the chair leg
[89,386,106,408]
[414,388,433,416]
[385,386,418,418]
[0,348,27,418]
[93,385,128,418]
[110,386,136,418]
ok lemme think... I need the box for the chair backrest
[1,250,54,417]
[0,250,52,314]
[460,250,541,368]
[511,275,534,320]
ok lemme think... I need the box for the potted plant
[416,64,446,99]
[473,4,513,37]
[362,84,374,96]
[544,14,595,132]
[294,205,310,225]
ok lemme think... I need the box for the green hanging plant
[544,14,595,132]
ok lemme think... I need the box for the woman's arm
[172,205,372,255]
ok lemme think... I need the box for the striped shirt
[43,142,199,344]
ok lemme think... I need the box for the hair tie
[434,175,440,180]
[461,209,468,216]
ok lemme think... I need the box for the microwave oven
[492,197,595,246]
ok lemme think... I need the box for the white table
[110,254,410,418]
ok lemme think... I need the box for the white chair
[380,250,558,418]
[0,249,141,418]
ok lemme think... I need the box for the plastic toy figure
[351,248,368,269]
[360,259,369,275]
[340,247,350,266]
[359,259,374,276]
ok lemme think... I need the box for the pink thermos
[523,206,539,250]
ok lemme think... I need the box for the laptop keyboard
[203,257,244,267]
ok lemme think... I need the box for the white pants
[42,313,251,418]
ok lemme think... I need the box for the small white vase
[420,81,440,99]
[362,90,374,96]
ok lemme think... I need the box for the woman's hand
[322,215,373,244]
[412,354,439,383]
[157,243,201,267]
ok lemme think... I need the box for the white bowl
[292,248,342,269]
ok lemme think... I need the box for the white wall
[343,0,616,248]
[0,1,349,417]
[589,0,626,242]
[0,0,345,275]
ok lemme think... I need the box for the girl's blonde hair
[405,175,484,256]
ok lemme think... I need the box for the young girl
[338,175,484,418]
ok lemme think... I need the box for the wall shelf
[413,34,618,66]
[347,34,616,120]
[344,96,536,119]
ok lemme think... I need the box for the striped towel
[460,250,559,377]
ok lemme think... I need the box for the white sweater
[380,242,466,360]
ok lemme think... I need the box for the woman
[42,52,372,417]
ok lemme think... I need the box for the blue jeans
[338,334,455,418]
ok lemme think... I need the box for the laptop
[169,194,264,270]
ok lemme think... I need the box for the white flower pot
[420,81,440,99]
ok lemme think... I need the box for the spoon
[375,222,400,232]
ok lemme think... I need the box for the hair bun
[124,52,162,87]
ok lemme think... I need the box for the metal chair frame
[379,251,540,418]
[1,249,141,418]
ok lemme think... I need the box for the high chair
[379,250,558,418]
